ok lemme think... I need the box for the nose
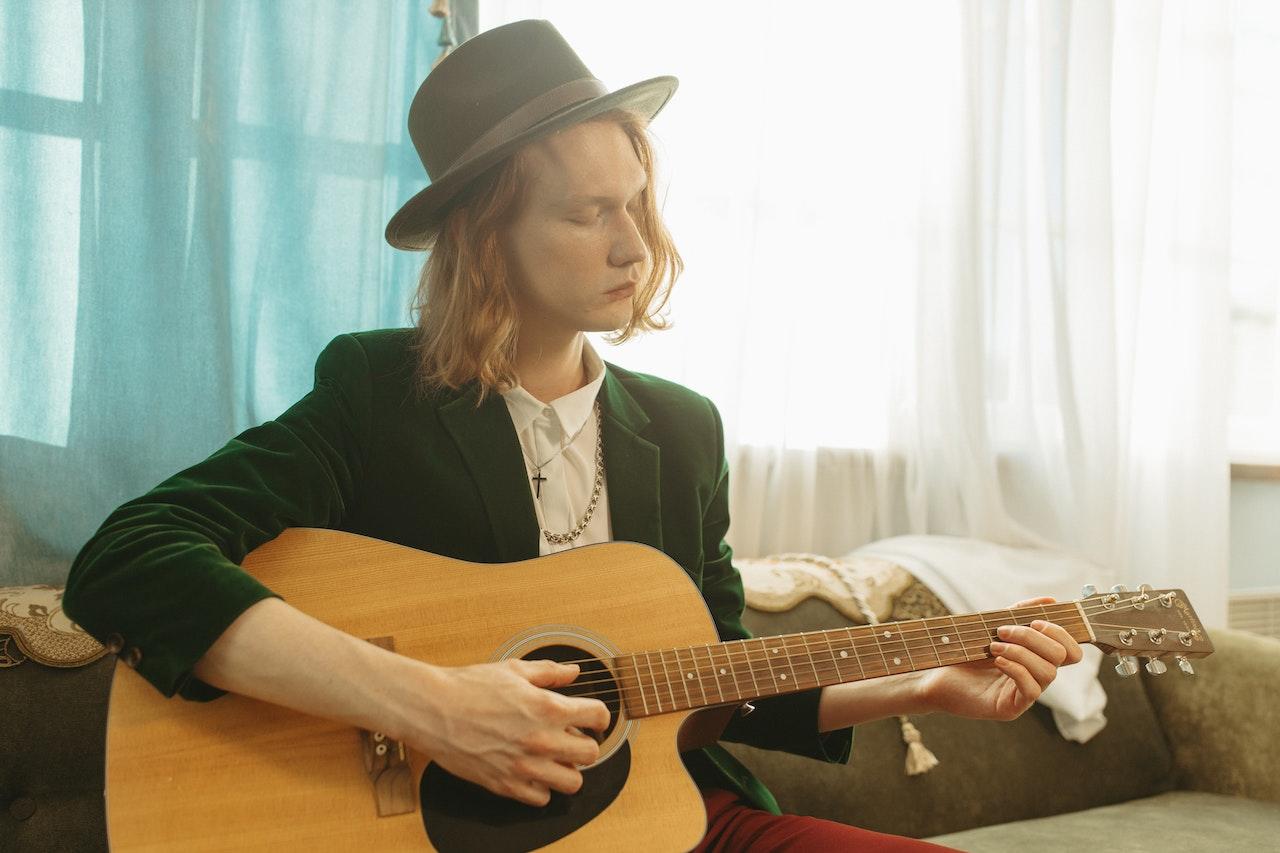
[609,210,648,272]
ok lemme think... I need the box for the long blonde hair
[408,108,684,406]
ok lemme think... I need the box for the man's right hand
[406,658,612,807]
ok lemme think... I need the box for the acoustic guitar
[102,528,1214,851]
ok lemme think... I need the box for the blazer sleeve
[697,396,854,765]
[62,333,372,702]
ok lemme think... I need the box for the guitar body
[104,529,719,852]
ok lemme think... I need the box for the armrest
[1142,627,1280,804]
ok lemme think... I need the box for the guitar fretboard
[611,604,1091,718]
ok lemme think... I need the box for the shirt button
[123,646,143,668]
[104,633,125,654]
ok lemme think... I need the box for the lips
[606,282,638,295]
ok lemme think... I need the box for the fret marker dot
[719,668,726,675]
[686,672,694,680]
[883,630,892,638]
[893,657,902,665]
[840,650,848,658]
[772,648,779,654]
[941,636,950,644]
[780,673,788,680]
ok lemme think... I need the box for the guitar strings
[535,591,1172,671]
[541,598,1143,696]
[536,597,1179,704]
[543,596,1147,673]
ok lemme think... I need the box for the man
[64,19,1082,850]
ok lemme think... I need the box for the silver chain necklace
[524,402,605,545]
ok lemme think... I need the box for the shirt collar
[500,338,607,439]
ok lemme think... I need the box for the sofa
[3,584,1279,852]
[730,598,1280,851]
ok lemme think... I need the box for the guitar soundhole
[532,643,622,741]
[420,644,630,852]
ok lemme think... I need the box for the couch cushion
[1,652,112,852]
[925,790,1280,852]
[732,599,1176,837]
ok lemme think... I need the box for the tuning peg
[1081,584,1098,597]
[1138,583,1154,594]
[1175,655,1195,676]
[1111,584,1129,593]
[1114,655,1140,677]
[1143,657,1168,675]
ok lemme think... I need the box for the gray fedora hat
[385,19,679,251]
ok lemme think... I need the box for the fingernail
[1031,620,1046,630]
[990,642,1007,653]
[997,626,1012,639]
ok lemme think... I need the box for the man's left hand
[916,596,1085,722]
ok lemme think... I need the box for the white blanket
[849,534,1108,743]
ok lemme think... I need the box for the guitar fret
[701,644,726,704]
[921,617,945,667]
[867,625,894,675]
[679,646,708,708]
[802,633,823,687]
[642,651,662,714]
[898,623,917,672]
[823,630,842,688]
[950,615,988,662]
[784,633,817,690]
[624,654,649,717]
[661,649,688,710]
[931,617,962,666]
[758,638,781,693]
[737,639,759,698]
[843,627,869,680]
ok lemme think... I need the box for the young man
[64,19,1082,850]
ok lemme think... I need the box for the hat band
[452,77,609,168]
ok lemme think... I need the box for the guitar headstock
[1078,584,1214,677]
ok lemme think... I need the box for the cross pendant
[532,469,547,499]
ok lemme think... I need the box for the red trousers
[692,788,961,852]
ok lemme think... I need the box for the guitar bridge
[363,636,416,817]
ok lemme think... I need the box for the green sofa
[731,601,1280,851]
[3,589,1277,852]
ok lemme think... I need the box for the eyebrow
[557,181,647,208]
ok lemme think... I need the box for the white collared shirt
[500,339,613,555]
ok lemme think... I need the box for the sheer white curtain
[480,1,1233,627]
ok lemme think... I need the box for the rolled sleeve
[62,333,372,701]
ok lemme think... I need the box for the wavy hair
[407,107,684,407]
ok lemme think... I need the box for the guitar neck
[614,601,1095,718]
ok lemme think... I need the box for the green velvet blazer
[63,328,852,816]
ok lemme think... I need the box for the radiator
[1229,589,1280,640]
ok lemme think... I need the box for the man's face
[503,120,650,338]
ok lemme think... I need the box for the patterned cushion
[736,552,950,622]
[1,584,107,668]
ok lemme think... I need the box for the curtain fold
[482,1,1234,627]
[1,1,477,585]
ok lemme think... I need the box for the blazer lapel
[598,365,663,551]
[437,384,540,562]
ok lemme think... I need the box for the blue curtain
[0,1,474,585]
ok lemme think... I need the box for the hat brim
[385,74,678,251]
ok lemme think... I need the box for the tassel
[898,716,939,775]
[844,579,940,776]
